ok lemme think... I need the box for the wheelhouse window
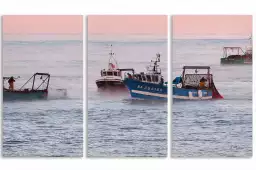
[114,72,118,76]
[152,75,156,82]
[102,71,106,76]
[146,75,152,82]
[142,75,146,81]
[107,71,113,76]
[154,75,159,82]
[137,74,142,81]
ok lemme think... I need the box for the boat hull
[123,78,167,100]
[220,58,252,64]
[96,79,126,89]
[3,89,48,101]
[173,87,212,100]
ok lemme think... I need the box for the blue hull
[173,86,212,100]
[123,78,167,101]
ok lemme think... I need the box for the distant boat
[220,36,252,65]
[3,73,50,101]
[96,44,134,90]
[123,53,167,100]
[173,66,223,100]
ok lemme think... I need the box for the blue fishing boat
[123,53,167,100]
[3,73,50,101]
[173,66,223,100]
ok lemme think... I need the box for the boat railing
[125,72,164,85]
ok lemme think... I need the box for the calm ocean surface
[87,39,167,157]
[172,39,252,157]
[2,38,83,157]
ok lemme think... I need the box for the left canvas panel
[2,15,83,157]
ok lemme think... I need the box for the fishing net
[212,82,223,99]
[183,74,212,88]
[183,74,223,99]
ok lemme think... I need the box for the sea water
[2,36,83,157]
[87,39,167,157]
[172,39,252,157]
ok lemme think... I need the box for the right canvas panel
[171,15,252,158]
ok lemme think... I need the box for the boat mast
[108,44,119,70]
[147,53,161,74]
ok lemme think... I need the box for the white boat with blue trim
[173,66,223,100]
[96,44,134,91]
[123,53,167,100]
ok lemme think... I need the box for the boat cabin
[245,46,252,55]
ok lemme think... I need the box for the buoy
[198,90,203,98]
[188,91,193,99]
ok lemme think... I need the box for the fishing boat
[220,37,252,64]
[96,45,134,90]
[123,53,167,100]
[3,73,50,101]
[173,66,223,100]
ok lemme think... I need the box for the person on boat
[127,73,132,79]
[160,77,164,85]
[8,76,15,90]
[199,77,207,89]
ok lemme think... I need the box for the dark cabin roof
[183,66,210,69]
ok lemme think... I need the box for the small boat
[96,45,134,90]
[220,37,252,64]
[173,66,223,100]
[3,73,50,101]
[123,53,167,100]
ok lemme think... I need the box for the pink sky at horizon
[3,15,83,34]
[88,15,167,37]
[173,15,252,39]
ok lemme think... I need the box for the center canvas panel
[87,15,168,157]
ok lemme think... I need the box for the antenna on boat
[109,44,114,57]
[249,35,252,45]
[156,53,160,62]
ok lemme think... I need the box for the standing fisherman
[8,76,15,90]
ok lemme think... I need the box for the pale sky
[88,15,167,37]
[173,15,252,39]
[3,15,83,34]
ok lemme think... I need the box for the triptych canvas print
[1,15,252,158]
